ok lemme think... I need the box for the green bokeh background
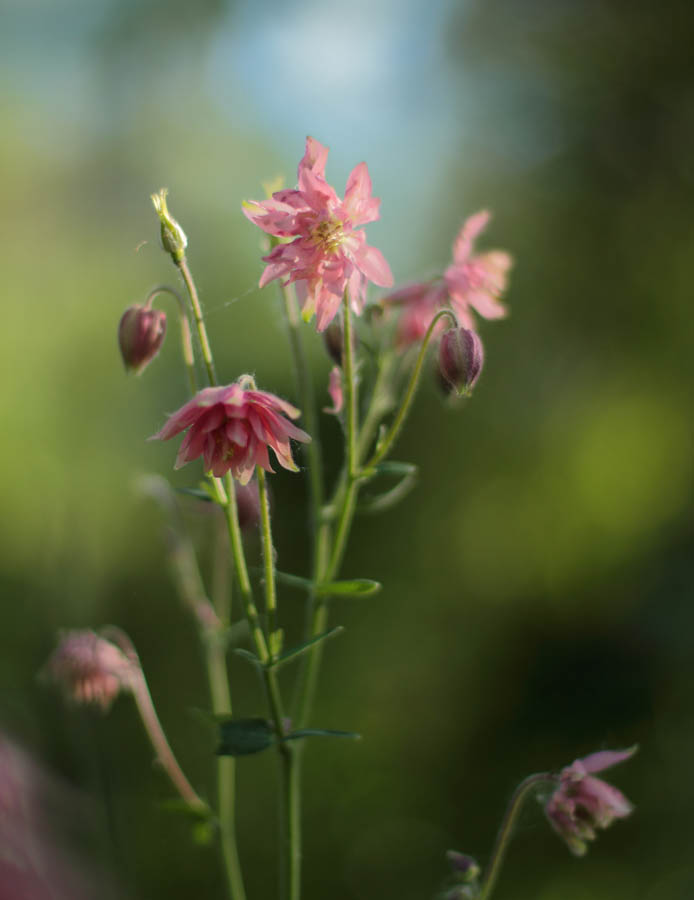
[1,0,692,897]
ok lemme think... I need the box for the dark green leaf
[284,728,361,742]
[315,579,382,597]
[233,648,262,668]
[176,486,214,503]
[272,626,344,669]
[217,717,275,756]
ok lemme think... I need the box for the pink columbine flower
[544,747,636,856]
[385,210,512,346]
[243,137,393,332]
[323,366,343,415]
[150,378,311,484]
[43,631,137,711]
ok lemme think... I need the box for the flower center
[311,216,345,253]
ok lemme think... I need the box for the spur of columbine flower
[543,747,636,856]
[243,136,393,332]
[386,210,512,346]
[150,377,311,484]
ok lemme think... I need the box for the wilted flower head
[385,211,512,346]
[150,377,311,484]
[243,136,393,332]
[438,328,484,396]
[544,747,636,856]
[118,304,167,374]
[43,631,137,711]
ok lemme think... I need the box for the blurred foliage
[1,0,692,898]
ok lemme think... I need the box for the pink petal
[354,243,393,287]
[577,747,637,775]
[344,162,380,225]
[299,136,329,181]
[452,210,491,264]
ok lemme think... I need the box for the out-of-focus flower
[323,366,343,415]
[43,630,137,711]
[0,734,123,899]
[243,137,393,332]
[543,747,636,856]
[385,211,512,345]
[150,378,311,484]
[236,478,262,529]
[118,304,167,374]
[438,328,484,396]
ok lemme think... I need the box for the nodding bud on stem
[42,630,138,712]
[438,328,484,396]
[118,305,167,374]
[151,188,188,263]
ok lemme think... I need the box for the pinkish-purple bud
[118,304,167,375]
[438,328,484,396]
[236,479,262,530]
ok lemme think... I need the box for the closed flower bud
[323,322,344,365]
[151,188,188,263]
[438,328,484,396]
[118,304,167,374]
[42,630,137,712]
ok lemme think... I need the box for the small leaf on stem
[216,717,275,756]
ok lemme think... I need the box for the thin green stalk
[257,467,278,658]
[145,285,197,395]
[478,773,553,900]
[365,308,458,469]
[278,281,329,576]
[177,256,217,386]
[342,294,359,479]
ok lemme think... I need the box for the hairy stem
[145,285,197,394]
[177,256,217,386]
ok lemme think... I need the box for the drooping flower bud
[151,188,188,263]
[323,322,344,365]
[42,630,138,712]
[438,328,484,396]
[118,304,167,374]
[323,366,343,416]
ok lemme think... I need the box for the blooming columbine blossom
[544,747,636,856]
[243,137,393,332]
[386,210,512,346]
[150,378,311,484]
[44,631,136,711]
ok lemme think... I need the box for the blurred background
[1,0,692,897]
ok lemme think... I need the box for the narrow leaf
[283,728,361,742]
[358,461,418,515]
[233,648,262,669]
[217,717,275,756]
[176,486,214,503]
[315,579,382,597]
[272,626,344,669]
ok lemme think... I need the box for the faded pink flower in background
[323,366,343,415]
[544,747,636,856]
[243,137,393,331]
[385,210,512,346]
[43,631,136,711]
[150,378,311,483]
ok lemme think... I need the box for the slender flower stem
[257,467,278,657]
[342,294,359,479]
[365,308,458,469]
[177,256,217,386]
[145,285,197,395]
[129,668,209,814]
[478,773,554,900]
[277,280,330,577]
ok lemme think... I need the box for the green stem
[177,256,217,386]
[278,281,328,575]
[342,294,359,479]
[145,285,197,395]
[365,308,458,469]
[478,773,553,900]
[257,467,278,659]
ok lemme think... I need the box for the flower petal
[344,162,381,225]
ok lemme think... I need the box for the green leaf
[176,486,214,503]
[357,461,418,515]
[315,579,382,597]
[233,648,262,669]
[272,570,315,591]
[217,717,275,756]
[283,728,361,742]
[272,626,344,670]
